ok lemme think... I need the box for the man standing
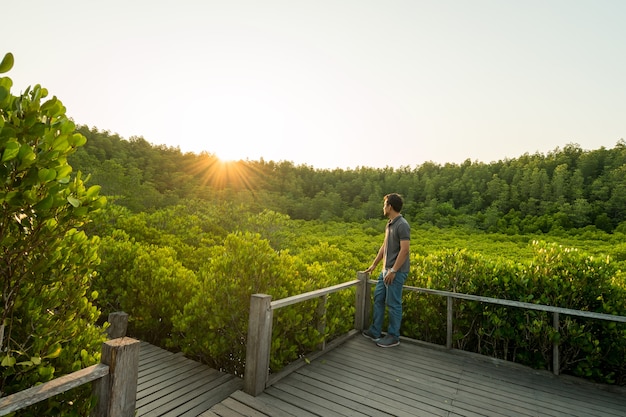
[362,193,410,347]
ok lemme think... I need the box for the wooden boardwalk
[137,342,242,416]
[204,336,626,417]
[139,337,626,417]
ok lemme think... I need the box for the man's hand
[384,270,396,285]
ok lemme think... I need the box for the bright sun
[214,149,244,164]
[189,153,260,190]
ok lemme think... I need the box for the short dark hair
[384,193,404,212]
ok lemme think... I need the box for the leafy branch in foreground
[1,52,106,416]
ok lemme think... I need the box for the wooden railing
[244,273,370,396]
[0,312,140,417]
[405,285,626,376]
[244,271,626,396]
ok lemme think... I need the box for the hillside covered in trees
[71,125,626,234]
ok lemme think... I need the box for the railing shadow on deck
[244,271,626,396]
[0,312,139,417]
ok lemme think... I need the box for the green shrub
[404,242,626,384]
[94,231,198,346]
[1,52,106,415]
[170,231,354,375]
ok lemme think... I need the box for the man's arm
[364,245,384,274]
[384,239,410,285]
[392,239,410,272]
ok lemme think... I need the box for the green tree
[0,52,107,415]
[171,232,320,375]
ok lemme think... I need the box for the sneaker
[362,329,382,342]
[376,335,400,348]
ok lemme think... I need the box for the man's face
[383,199,391,217]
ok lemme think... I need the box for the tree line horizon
[71,125,626,234]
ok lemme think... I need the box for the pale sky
[5,1,626,169]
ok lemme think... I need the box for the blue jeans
[368,270,407,339]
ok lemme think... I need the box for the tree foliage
[1,52,106,415]
[408,242,626,384]
[70,127,626,234]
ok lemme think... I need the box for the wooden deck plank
[235,389,320,417]
[138,351,181,377]
[136,368,222,413]
[139,341,167,355]
[137,365,216,401]
[139,342,175,362]
[291,357,452,416]
[138,380,217,416]
[454,375,566,417]
[140,373,242,417]
[136,343,242,417]
[204,402,242,417]
[251,336,626,417]
[263,384,352,417]
[197,411,220,417]
[308,343,459,414]
[137,358,205,390]
[287,371,415,417]
[138,355,205,386]
[140,335,626,417]
[210,397,267,417]
[321,341,461,395]
[279,372,393,416]
[226,390,294,417]
[294,365,450,416]
[454,355,624,417]
[173,378,244,417]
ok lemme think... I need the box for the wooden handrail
[0,313,140,417]
[399,283,626,375]
[0,364,109,416]
[270,279,360,310]
[244,273,368,396]
[245,273,626,394]
[401,284,626,323]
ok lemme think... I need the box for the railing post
[446,296,453,349]
[316,295,328,350]
[244,294,273,396]
[355,271,370,331]
[553,312,560,375]
[106,312,128,339]
[91,337,140,417]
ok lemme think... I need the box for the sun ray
[187,152,263,191]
